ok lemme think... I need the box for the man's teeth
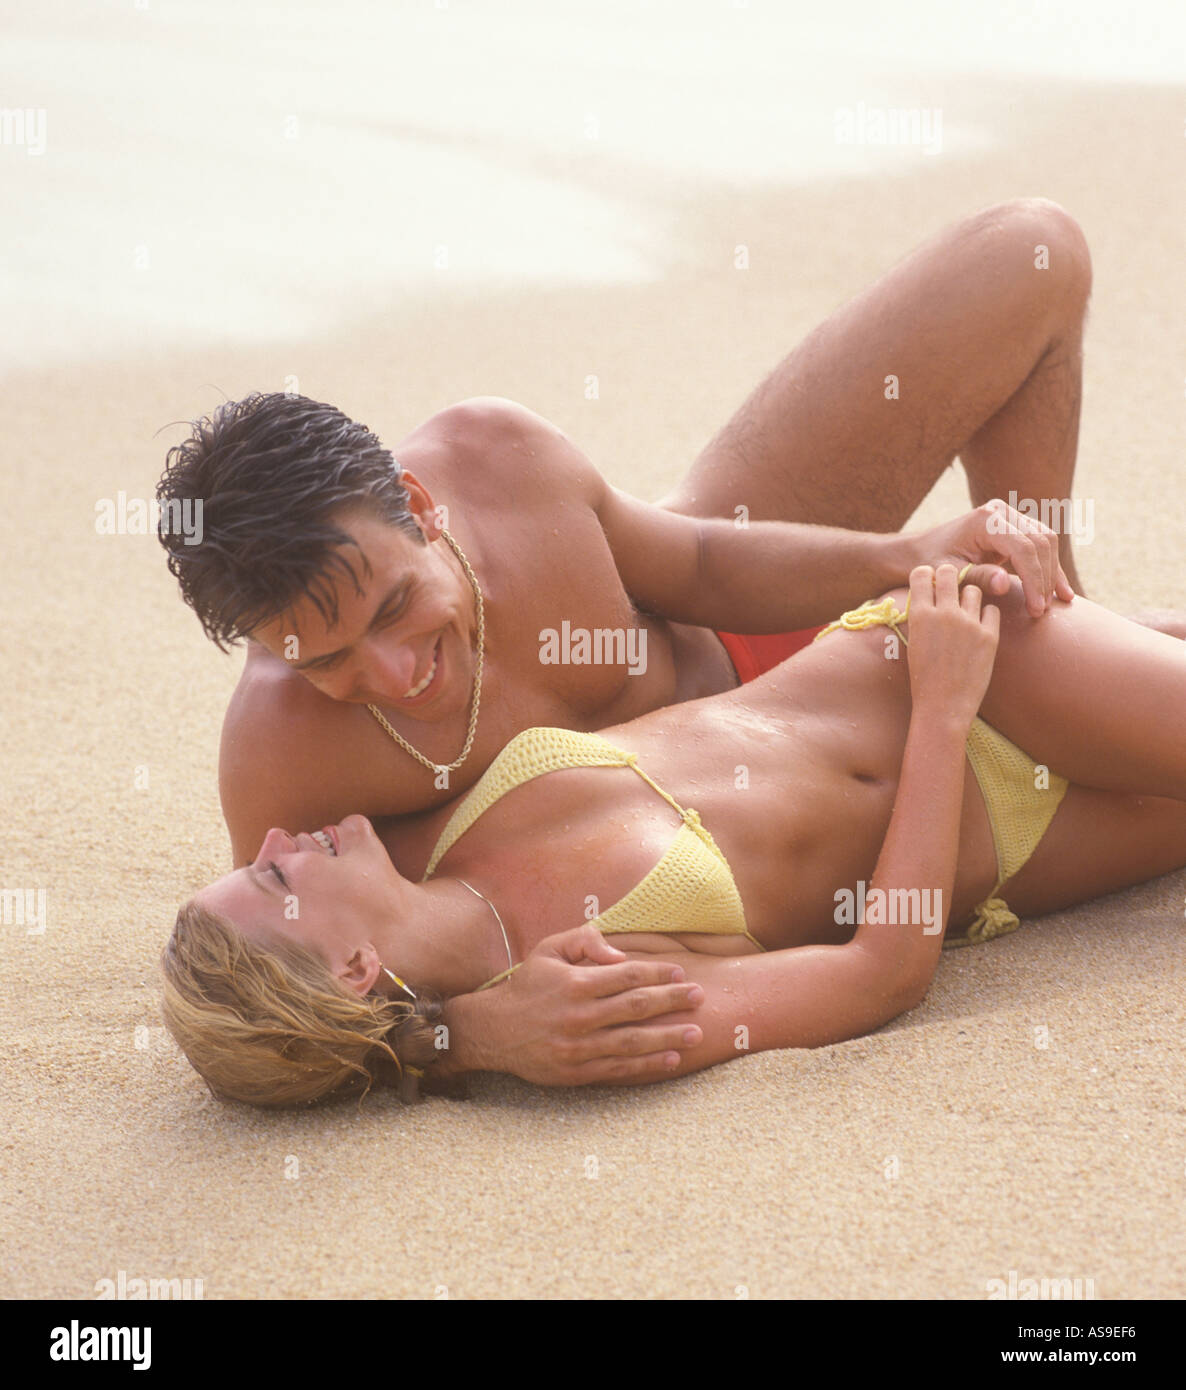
[404,651,437,699]
[311,830,337,856]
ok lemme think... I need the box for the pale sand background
[3,3,1186,1299]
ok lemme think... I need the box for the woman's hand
[905,564,1000,724]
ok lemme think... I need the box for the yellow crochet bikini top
[421,727,763,990]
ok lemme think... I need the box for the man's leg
[658,197,1092,593]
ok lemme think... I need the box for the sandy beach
[3,3,1186,1300]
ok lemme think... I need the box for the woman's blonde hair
[161,899,443,1108]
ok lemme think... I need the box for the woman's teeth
[404,650,437,699]
[311,830,337,856]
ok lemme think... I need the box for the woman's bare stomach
[437,612,1005,959]
[624,617,998,919]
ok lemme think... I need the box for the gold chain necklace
[366,528,484,777]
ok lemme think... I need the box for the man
[159,198,1095,1089]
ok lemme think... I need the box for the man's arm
[219,660,390,868]
[475,397,1068,626]
[428,923,708,1086]
[599,486,1069,629]
[600,483,912,630]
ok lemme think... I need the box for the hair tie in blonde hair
[382,966,417,1001]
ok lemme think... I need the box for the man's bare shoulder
[410,396,604,511]
[222,645,346,736]
[218,650,374,863]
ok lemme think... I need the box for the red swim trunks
[714,626,827,684]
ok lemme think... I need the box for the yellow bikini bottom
[814,590,1069,947]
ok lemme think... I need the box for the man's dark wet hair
[157,392,424,651]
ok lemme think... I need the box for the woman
[163,566,1186,1106]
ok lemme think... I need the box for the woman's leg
[997,783,1186,921]
[974,582,1186,800]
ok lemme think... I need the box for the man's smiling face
[248,501,480,720]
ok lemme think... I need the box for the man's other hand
[915,498,1074,618]
[454,923,705,1086]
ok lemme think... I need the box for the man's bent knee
[977,197,1093,310]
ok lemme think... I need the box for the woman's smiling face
[194,814,404,990]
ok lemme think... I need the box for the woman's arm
[619,710,972,1081]
[605,565,1004,1083]
[432,567,1002,1090]
[427,709,966,1089]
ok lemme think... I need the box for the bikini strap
[813,595,911,645]
[621,754,730,863]
[475,962,522,992]
[621,753,693,821]
[422,727,637,880]
[812,562,976,645]
[965,895,1021,945]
